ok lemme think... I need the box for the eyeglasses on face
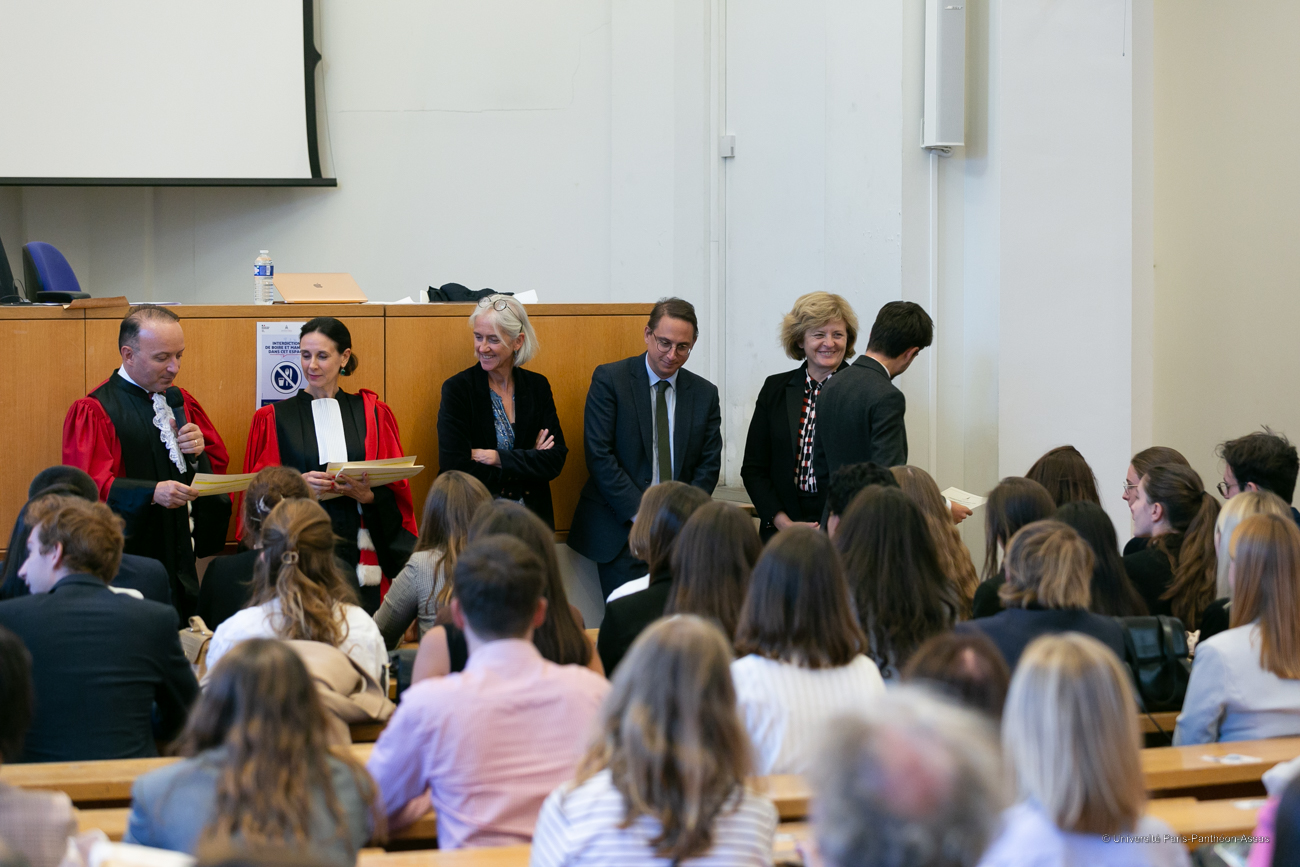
[1216,480,1233,498]
[1122,481,1138,496]
[652,334,693,356]
[477,297,511,312]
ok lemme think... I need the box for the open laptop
[274,273,368,303]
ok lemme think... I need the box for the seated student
[199,466,313,631]
[1175,513,1300,745]
[665,501,762,642]
[604,482,680,604]
[1,465,170,605]
[823,461,898,539]
[411,500,601,680]
[0,496,197,762]
[957,521,1126,671]
[1217,428,1300,525]
[971,477,1057,618]
[125,639,379,865]
[902,631,1010,722]
[981,634,1190,867]
[807,688,1005,867]
[1200,490,1292,643]
[834,486,959,680]
[1055,501,1148,617]
[0,626,77,867]
[1124,463,1220,630]
[597,483,711,675]
[372,470,491,648]
[731,527,885,774]
[1025,445,1101,508]
[531,615,777,866]
[1122,446,1191,555]
[892,465,980,616]
[367,535,609,849]
[206,499,387,690]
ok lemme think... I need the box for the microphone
[165,387,188,429]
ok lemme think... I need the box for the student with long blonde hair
[205,499,387,689]
[125,639,381,865]
[891,465,980,615]
[1198,489,1292,642]
[1176,513,1300,745]
[372,470,491,647]
[531,616,777,866]
[980,634,1189,866]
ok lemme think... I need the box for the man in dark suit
[813,301,933,491]
[0,496,197,762]
[568,298,723,597]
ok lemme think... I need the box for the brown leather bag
[178,616,214,680]
[283,640,395,746]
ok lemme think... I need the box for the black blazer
[1,552,170,607]
[596,578,672,676]
[955,607,1128,671]
[1123,534,1182,622]
[568,354,722,564]
[813,355,907,489]
[741,362,849,533]
[195,548,259,631]
[438,364,568,528]
[0,574,198,762]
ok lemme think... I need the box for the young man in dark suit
[813,301,933,492]
[0,496,197,762]
[568,298,723,598]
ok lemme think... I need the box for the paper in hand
[941,487,988,510]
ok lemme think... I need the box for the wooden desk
[359,847,531,867]
[1139,712,1179,736]
[1141,736,1300,795]
[0,302,654,555]
[77,806,442,847]
[1146,797,1265,848]
[3,744,377,804]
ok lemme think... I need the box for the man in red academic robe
[62,305,231,618]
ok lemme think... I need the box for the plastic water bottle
[254,250,274,304]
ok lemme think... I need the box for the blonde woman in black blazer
[741,292,857,540]
[437,295,567,528]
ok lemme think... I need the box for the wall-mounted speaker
[922,0,967,149]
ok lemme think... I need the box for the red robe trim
[63,380,230,502]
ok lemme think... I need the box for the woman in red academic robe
[244,317,416,613]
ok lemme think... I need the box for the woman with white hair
[979,633,1189,867]
[437,295,568,527]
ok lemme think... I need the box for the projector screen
[0,0,329,185]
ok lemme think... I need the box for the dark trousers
[597,543,649,600]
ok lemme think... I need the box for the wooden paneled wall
[0,303,652,554]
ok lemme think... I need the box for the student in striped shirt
[530,616,777,866]
[731,527,886,775]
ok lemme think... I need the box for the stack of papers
[320,456,424,499]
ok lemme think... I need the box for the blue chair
[22,242,89,303]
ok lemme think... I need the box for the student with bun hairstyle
[125,639,380,865]
[372,470,491,648]
[1124,463,1220,630]
[1175,513,1300,745]
[531,616,777,866]
[199,465,313,630]
[971,477,1058,618]
[731,527,884,774]
[244,317,417,614]
[205,498,387,689]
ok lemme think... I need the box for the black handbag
[1114,614,1192,713]
[426,283,512,303]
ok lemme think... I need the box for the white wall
[0,0,1162,563]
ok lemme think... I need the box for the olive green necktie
[655,380,672,482]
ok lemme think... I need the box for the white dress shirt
[731,654,886,775]
[645,356,678,485]
[1174,622,1300,745]
[530,768,777,867]
[205,597,388,690]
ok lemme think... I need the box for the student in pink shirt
[366,534,609,849]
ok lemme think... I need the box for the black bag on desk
[1114,614,1192,712]
[427,283,513,303]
